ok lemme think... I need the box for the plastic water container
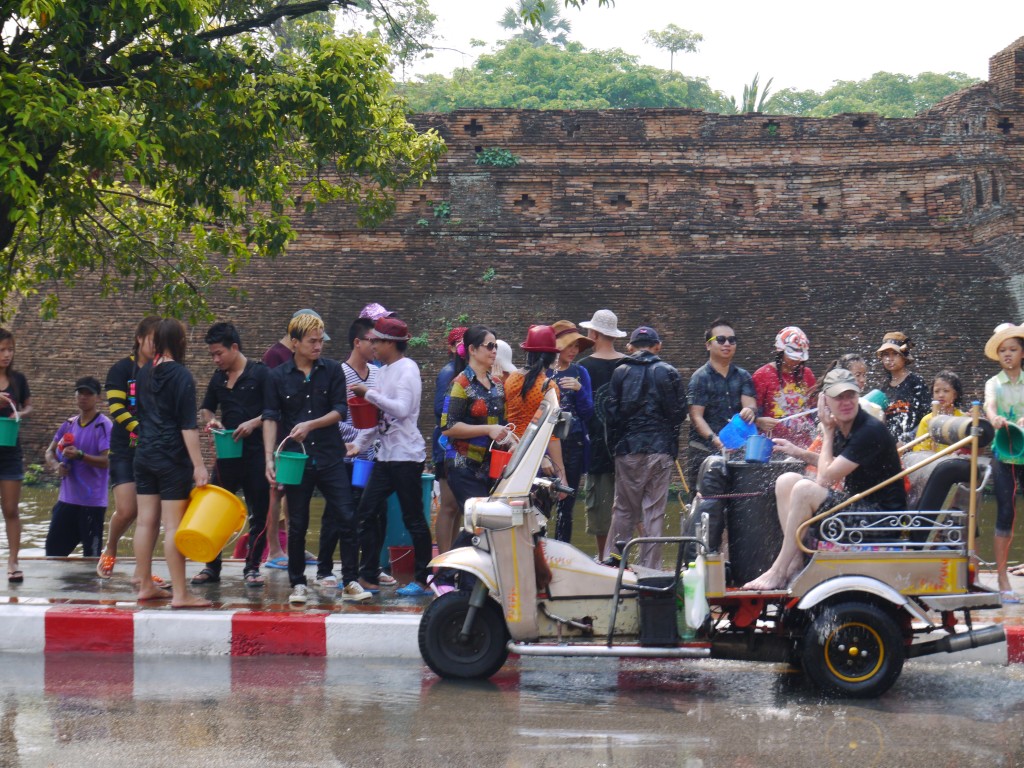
[175,485,247,562]
[719,413,756,449]
[744,434,774,463]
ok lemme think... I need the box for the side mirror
[553,411,573,441]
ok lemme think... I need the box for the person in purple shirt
[43,377,112,557]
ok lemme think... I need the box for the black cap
[74,376,102,395]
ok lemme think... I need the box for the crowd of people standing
[1,308,1022,606]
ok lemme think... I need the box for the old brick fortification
[8,38,1024,464]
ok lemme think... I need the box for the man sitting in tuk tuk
[743,368,906,590]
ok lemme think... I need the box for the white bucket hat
[579,309,626,339]
[493,340,517,374]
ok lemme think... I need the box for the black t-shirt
[580,355,626,474]
[135,361,198,469]
[834,407,906,510]
[262,357,348,466]
[105,355,141,456]
[200,359,268,451]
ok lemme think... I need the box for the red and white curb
[0,605,420,658]
[1,604,1022,665]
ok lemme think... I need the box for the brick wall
[9,38,1024,466]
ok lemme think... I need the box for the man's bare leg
[743,479,828,590]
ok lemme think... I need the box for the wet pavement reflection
[2,653,1023,767]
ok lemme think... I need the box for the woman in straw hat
[548,321,595,543]
[983,322,1024,599]
[876,331,928,446]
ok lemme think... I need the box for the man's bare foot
[171,595,213,609]
[132,575,171,589]
[137,587,171,601]
[742,570,788,591]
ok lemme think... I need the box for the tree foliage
[0,0,446,320]
[731,72,773,113]
[400,40,734,113]
[765,71,980,117]
[501,0,573,48]
[644,24,702,73]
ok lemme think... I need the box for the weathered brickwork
[9,38,1024,463]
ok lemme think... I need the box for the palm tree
[500,0,572,48]
[731,72,774,113]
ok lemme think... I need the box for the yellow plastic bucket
[211,428,243,459]
[174,484,247,562]
[274,438,308,485]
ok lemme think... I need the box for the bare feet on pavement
[171,595,213,609]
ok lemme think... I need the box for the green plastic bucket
[211,428,243,459]
[994,423,1024,460]
[274,439,308,485]
[0,417,18,448]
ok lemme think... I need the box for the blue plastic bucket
[744,434,774,463]
[719,414,756,450]
[351,458,374,488]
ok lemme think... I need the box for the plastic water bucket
[388,545,415,581]
[0,403,21,448]
[211,428,243,459]
[174,484,247,562]
[744,434,774,463]
[863,389,889,410]
[351,458,373,488]
[349,397,379,429]
[718,414,756,450]
[274,439,308,485]
[994,423,1024,460]
[489,448,512,479]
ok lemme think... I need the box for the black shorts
[134,461,193,501]
[109,453,136,487]
[0,447,23,482]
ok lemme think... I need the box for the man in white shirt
[349,317,432,597]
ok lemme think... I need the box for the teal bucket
[211,428,243,459]
[994,423,1024,460]
[0,417,18,448]
[274,439,308,485]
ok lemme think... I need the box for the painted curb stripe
[1007,625,1024,664]
[45,607,134,653]
[231,611,327,656]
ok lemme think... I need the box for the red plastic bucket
[489,448,512,479]
[349,397,379,429]
[388,545,415,582]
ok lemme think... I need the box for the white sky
[408,0,1024,100]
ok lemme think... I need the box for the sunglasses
[708,335,738,345]
[481,342,498,351]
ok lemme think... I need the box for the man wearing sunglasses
[686,318,757,495]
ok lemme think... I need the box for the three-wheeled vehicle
[420,389,1006,697]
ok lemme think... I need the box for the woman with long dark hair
[133,319,210,608]
[433,326,467,553]
[0,328,31,583]
[440,325,510,509]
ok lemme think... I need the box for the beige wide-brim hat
[551,320,595,351]
[578,308,626,339]
[985,322,1024,361]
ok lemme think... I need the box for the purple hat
[360,303,395,321]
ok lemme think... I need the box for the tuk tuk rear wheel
[419,590,510,679]
[801,602,904,698]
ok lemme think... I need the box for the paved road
[2,653,1023,768]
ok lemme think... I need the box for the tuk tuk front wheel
[801,602,905,698]
[419,590,510,679]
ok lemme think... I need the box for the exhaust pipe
[906,624,1006,659]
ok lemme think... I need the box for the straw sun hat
[985,322,1024,361]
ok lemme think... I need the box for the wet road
[3,654,1023,767]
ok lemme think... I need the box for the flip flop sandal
[190,568,221,585]
[263,557,288,570]
[243,571,265,587]
[96,554,116,579]
[7,570,24,583]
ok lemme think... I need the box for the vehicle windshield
[502,397,552,479]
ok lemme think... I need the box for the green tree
[764,71,979,117]
[0,1,448,320]
[501,0,573,48]
[730,73,774,113]
[644,24,702,73]
[400,40,733,112]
